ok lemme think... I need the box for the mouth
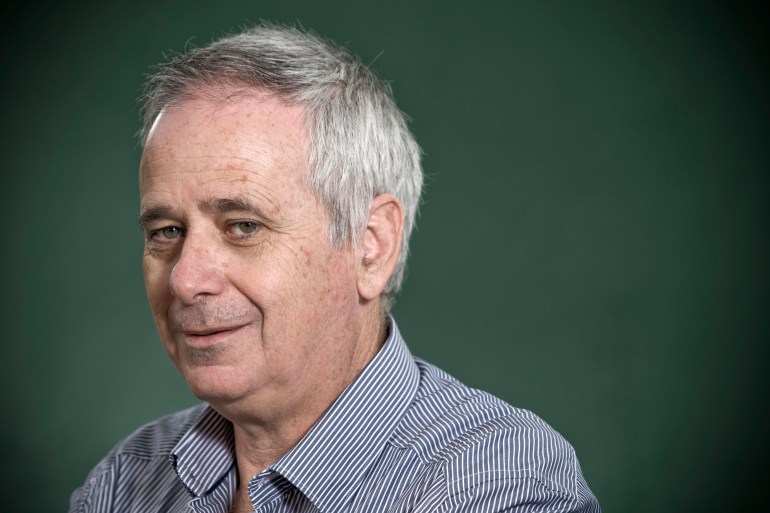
[181,325,246,347]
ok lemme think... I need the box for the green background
[2,1,767,511]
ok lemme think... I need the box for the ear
[357,194,404,301]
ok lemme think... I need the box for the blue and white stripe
[70,318,600,512]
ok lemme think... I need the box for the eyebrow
[199,196,265,216]
[138,205,176,228]
[138,195,271,229]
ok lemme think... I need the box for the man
[70,23,600,513]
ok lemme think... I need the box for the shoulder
[398,359,561,456]
[396,360,599,510]
[69,404,207,512]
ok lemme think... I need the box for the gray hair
[139,23,423,306]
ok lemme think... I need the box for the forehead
[140,91,309,194]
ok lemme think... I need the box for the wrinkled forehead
[147,84,307,140]
[142,81,309,146]
[139,91,312,195]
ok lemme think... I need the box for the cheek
[142,259,179,361]
[294,249,347,300]
[319,250,359,297]
[143,258,172,317]
[237,245,343,316]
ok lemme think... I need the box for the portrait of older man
[69,23,600,513]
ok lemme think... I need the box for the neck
[222,307,389,493]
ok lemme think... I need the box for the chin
[181,363,253,404]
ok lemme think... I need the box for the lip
[180,324,246,347]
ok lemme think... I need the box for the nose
[169,235,227,305]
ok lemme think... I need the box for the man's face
[139,92,371,421]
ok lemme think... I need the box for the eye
[150,226,183,241]
[227,221,260,237]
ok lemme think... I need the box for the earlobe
[358,194,403,301]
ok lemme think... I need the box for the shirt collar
[171,405,235,498]
[269,316,419,513]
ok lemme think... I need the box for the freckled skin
[139,91,386,481]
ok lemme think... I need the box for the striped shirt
[69,318,600,512]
